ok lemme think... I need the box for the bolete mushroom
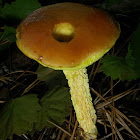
[16,2,120,139]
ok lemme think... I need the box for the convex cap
[16,2,120,70]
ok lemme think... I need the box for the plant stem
[63,68,97,140]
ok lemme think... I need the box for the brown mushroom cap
[16,2,120,70]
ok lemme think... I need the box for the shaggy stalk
[63,68,97,139]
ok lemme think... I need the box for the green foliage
[0,25,16,44]
[36,66,71,130]
[35,86,72,130]
[101,55,137,81]
[104,0,124,8]
[0,94,41,140]
[0,87,71,139]
[37,64,67,89]
[101,23,140,81]
[0,25,16,52]
[0,0,41,23]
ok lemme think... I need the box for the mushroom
[16,3,120,139]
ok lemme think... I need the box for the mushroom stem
[63,68,97,139]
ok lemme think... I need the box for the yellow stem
[63,68,97,140]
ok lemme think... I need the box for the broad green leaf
[104,0,124,8]
[0,94,41,140]
[35,86,72,130]
[37,64,67,89]
[101,23,140,81]
[0,0,41,24]
[0,25,16,44]
[101,55,137,81]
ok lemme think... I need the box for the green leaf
[101,55,137,81]
[101,23,140,81]
[37,64,67,89]
[0,0,41,23]
[0,94,41,140]
[0,25,16,44]
[35,86,72,130]
[104,0,124,8]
